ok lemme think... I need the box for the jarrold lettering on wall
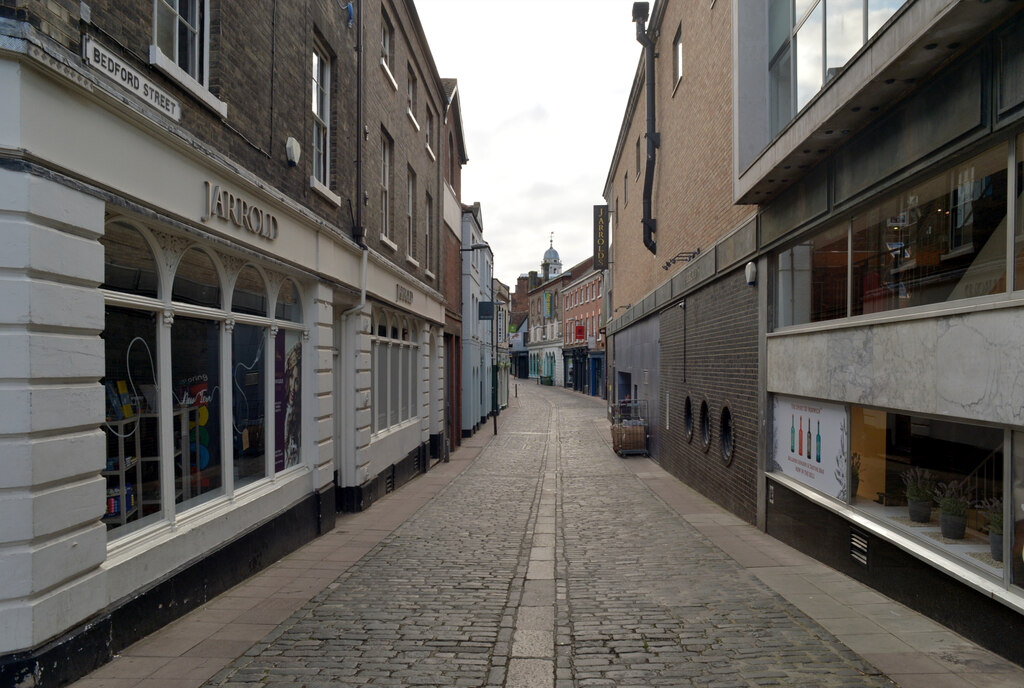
[202,181,279,240]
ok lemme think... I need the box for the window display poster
[274,330,302,472]
[771,395,848,499]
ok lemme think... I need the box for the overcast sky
[415,0,642,288]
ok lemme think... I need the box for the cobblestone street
[204,384,895,687]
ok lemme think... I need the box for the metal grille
[850,527,869,566]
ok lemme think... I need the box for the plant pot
[850,475,860,501]
[940,512,966,539]
[908,500,932,523]
[990,531,1003,562]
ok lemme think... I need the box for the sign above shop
[202,181,279,241]
[593,205,608,270]
[396,284,414,305]
[82,36,180,121]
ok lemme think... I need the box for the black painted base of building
[0,485,336,688]
[767,478,1024,667]
[337,442,429,512]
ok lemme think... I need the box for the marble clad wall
[767,306,1024,427]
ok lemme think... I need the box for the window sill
[380,234,398,252]
[310,177,341,207]
[406,108,420,131]
[380,59,398,91]
[149,45,227,118]
[426,144,436,161]
[671,76,682,98]
[406,255,420,268]
[424,269,435,281]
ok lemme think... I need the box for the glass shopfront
[100,221,306,538]
[771,394,1015,585]
[775,142,1011,328]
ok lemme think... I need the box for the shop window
[1012,431,1024,588]
[774,143,1009,327]
[776,222,848,327]
[276,279,302,322]
[274,328,302,472]
[102,306,161,535]
[233,323,266,487]
[371,309,420,434]
[173,247,221,308]
[232,266,267,316]
[172,315,223,505]
[1015,133,1024,291]
[852,145,1007,316]
[101,223,159,298]
[700,400,711,451]
[851,407,1003,572]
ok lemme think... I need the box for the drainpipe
[338,0,367,493]
[633,2,658,255]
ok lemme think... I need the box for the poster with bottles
[771,395,848,499]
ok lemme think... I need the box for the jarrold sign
[83,37,180,121]
[202,182,279,241]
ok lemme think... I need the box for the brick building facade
[0,1,453,684]
[604,0,756,512]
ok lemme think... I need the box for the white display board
[771,395,848,499]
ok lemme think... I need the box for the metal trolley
[611,399,649,456]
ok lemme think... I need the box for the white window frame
[149,0,226,117]
[310,43,340,206]
[406,167,416,261]
[381,131,394,245]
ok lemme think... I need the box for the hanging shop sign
[82,36,180,121]
[593,205,609,270]
[543,292,553,318]
[771,395,848,499]
[201,181,279,240]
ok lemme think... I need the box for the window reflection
[852,145,1007,315]
[826,0,863,74]
[795,3,823,111]
[867,0,904,36]
[233,323,266,487]
[776,223,848,327]
[1015,134,1024,291]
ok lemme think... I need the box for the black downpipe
[354,0,366,248]
[633,2,658,255]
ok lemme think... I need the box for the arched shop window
[274,278,304,473]
[231,265,268,487]
[99,220,306,538]
[171,247,224,507]
[371,307,421,436]
[100,223,162,536]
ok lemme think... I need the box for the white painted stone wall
[0,169,108,654]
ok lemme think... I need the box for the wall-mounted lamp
[614,303,632,313]
[286,137,301,167]
[745,261,757,286]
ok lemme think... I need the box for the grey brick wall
[658,268,759,524]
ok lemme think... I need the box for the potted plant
[901,467,934,523]
[977,497,1003,562]
[849,453,861,502]
[934,479,971,539]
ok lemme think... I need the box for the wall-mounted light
[745,261,757,286]
[286,137,301,167]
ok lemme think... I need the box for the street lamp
[461,242,497,436]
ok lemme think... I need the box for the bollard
[515,384,518,398]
